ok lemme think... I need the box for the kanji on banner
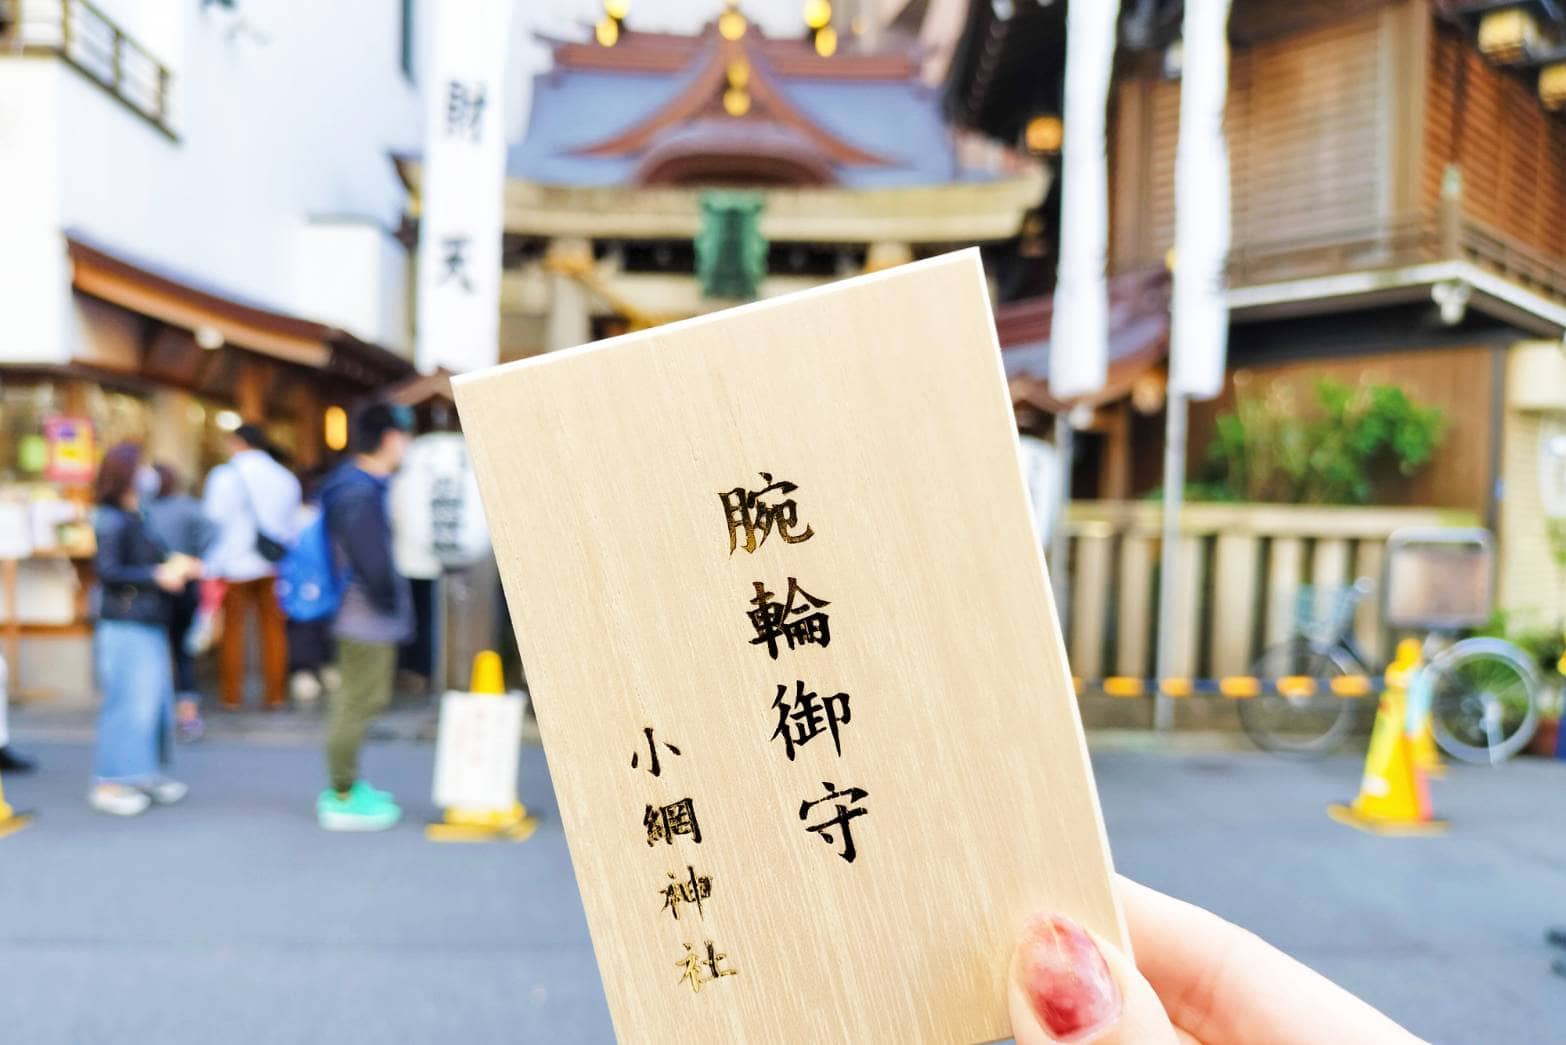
[415,0,511,375]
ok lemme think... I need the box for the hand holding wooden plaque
[455,249,1122,1044]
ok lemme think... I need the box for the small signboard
[1384,527,1494,631]
[42,416,95,485]
[453,250,1121,1044]
[431,691,525,812]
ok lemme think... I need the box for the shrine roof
[509,27,978,190]
[1000,268,1172,410]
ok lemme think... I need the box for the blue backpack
[275,511,343,622]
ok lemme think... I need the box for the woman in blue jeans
[90,443,201,816]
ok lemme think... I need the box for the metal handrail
[2,0,174,137]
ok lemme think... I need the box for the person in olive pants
[326,639,397,793]
[316,403,414,831]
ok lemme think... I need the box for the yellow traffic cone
[1328,640,1447,836]
[0,771,33,839]
[426,651,539,843]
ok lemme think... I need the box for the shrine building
[398,11,1045,360]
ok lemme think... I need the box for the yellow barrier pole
[0,770,33,839]
[426,651,539,843]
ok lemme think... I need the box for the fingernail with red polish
[1016,914,1121,1042]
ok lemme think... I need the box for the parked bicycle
[1240,529,1541,763]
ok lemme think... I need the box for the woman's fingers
[1009,912,1180,1044]
[1117,876,1424,1045]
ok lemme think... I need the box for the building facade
[947,0,1566,629]
[1115,1,1566,619]
[933,0,1566,686]
[0,0,425,697]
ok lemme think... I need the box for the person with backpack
[315,403,414,831]
[202,424,301,711]
[276,466,341,705]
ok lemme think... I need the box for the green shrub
[1199,378,1445,504]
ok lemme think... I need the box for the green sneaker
[317,785,401,832]
[350,780,395,805]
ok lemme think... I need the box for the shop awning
[65,233,412,386]
[383,367,455,409]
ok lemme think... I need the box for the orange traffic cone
[1328,640,1447,836]
[426,651,539,843]
[0,771,33,839]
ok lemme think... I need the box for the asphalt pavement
[1,720,1562,1044]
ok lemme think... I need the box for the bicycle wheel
[1238,639,1362,756]
[1424,637,1540,765]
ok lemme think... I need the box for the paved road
[1,727,1562,1043]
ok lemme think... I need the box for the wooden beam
[1384,0,1431,217]
[233,362,267,424]
[1168,536,1204,677]
[293,384,324,473]
[1070,531,1112,679]
[1116,534,1155,676]
[1212,533,1260,675]
[1099,400,1133,500]
[486,173,1049,244]
[1354,539,1386,664]
[1265,536,1306,645]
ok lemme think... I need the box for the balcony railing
[1,0,175,138]
[1228,187,1566,307]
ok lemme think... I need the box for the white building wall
[1,0,423,362]
[89,0,186,75]
[0,62,70,364]
[292,220,410,353]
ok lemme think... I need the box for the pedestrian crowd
[1,402,416,831]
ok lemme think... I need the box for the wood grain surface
[454,250,1123,1044]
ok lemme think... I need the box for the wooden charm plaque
[454,249,1123,1044]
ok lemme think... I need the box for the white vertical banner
[1170,0,1233,399]
[415,0,512,375]
[1050,0,1121,401]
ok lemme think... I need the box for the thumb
[1009,913,1180,1045]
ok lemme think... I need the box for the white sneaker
[140,778,188,806]
[89,784,151,817]
[290,670,323,703]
